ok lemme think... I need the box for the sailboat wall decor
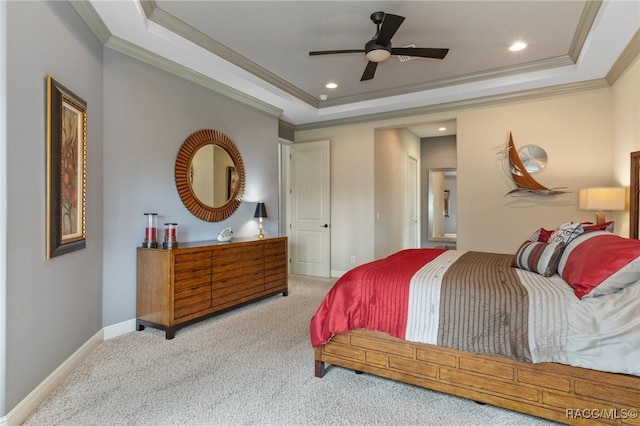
[502,132,569,196]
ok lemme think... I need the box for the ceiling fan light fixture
[366,48,391,63]
[308,11,449,81]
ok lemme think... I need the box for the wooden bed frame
[315,329,640,425]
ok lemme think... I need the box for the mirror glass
[190,145,237,208]
[428,168,457,242]
[175,129,245,222]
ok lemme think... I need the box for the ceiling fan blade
[391,47,449,59]
[376,13,405,46]
[309,49,365,56]
[361,61,378,81]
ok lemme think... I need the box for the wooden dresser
[136,236,287,339]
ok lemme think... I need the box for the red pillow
[538,228,553,242]
[558,231,640,299]
[582,221,614,233]
[529,227,553,243]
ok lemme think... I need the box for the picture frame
[46,75,87,259]
[226,166,237,200]
[444,189,450,217]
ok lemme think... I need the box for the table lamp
[254,202,268,239]
[578,187,625,224]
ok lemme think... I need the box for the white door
[290,140,331,277]
[405,155,419,248]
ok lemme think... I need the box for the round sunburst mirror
[175,129,245,222]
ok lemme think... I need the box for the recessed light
[438,127,447,132]
[509,42,527,52]
[319,94,328,101]
[325,82,338,89]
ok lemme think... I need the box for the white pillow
[548,222,583,244]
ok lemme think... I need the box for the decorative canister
[142,213,158,248]
[163,223,178,249]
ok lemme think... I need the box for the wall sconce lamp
[579,187,626,224]
[254,202,268,239]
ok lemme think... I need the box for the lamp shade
[254,202,267,219]
[578,187,626,211]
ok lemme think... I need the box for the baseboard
[331,270,347,278]
[1,330,103,426]
[0,318,137,425]
[103,318,136,339]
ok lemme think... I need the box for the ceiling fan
[309,11,449,82]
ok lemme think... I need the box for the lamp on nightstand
[254,202,268,239]
[579,187,625,224]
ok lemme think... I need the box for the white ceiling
[84,1,639,136]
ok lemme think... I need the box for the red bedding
[309,248,446,347]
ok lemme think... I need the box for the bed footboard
[314,329,640,425]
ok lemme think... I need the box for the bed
[310,230,640,425]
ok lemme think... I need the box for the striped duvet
[310,248,639,375]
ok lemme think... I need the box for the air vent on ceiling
[396,44,418,62]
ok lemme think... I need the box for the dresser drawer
[174,284,211,319]
[174,251,212,272]
[213,244,263,264]
[174,267,211,289]
[212,260,263,281]
[265,256,286,274]
[264,240,286,256]
[212,270,264,294]
[213,281,265,307]
[264,270,286,291]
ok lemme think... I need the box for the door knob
[321,224,329,228]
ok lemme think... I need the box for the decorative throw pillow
[548,222,584,244]
[512,240,566,277]
[557,231,640,299]
[528,227,554,243]
[582,221,615,233]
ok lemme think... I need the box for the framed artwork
[46,76,87,259]
[444,189,450,217]
[226,166,237,200]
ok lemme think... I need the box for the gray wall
[102,50,280,326]
[5,0,104,412]
[2,0,280,416]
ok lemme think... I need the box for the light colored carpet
[25,274,558,425]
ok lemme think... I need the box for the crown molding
[294,79,609,132]
[568,0,602,63]
[278,120,295,141]
[139,0,601,112]
[105,36,283,118]
[144,1,319,108]
[321,0,601,109]
[72,0,282,118]
[69,0,111,44]
[319,56,575,108]
[606,28,640,85]
[67,0,633,130]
